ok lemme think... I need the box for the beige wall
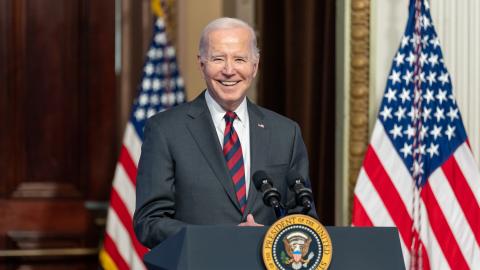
[177,0,223,101]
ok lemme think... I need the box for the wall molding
[348,0,371,221]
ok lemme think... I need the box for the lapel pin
[257,123,264,128]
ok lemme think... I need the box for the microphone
[252,170,283,218]
[287,170,314,213]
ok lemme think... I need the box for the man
[134,17,316,248]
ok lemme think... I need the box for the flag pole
[410,0,424,268]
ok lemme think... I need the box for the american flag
[352,0,480,269]
[99,17,185,270]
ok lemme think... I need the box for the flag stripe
[352,195,373,226]
[421,183,469,269]
[103,234,129,270]
[420,244,431,270]
[453,144,480,205]
[370,121,414,213]
[442,156,480,247]
[370,122,420,267]
[419,201,448,270]
[110,188,149,258]
[429,168,480,268]
[353,169,411,268]
[105,209,146,270]
[112,165,136,216]
[363,145,413,248]
[119,145,138,186]
[441,155,480,246]
[354,169,396,227]
[124,123,142,165]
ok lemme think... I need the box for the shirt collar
[205,90,248,126]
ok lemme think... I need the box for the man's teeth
[220,81,239,86]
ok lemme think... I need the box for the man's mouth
[218,80,240,86]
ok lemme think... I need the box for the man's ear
[197,55,204,69]
[197,55,206,79]
[252,57,260,78]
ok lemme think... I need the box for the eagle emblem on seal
[281,231,315,269]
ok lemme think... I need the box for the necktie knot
[224,111,237,124]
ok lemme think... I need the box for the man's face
[199,27,258,111]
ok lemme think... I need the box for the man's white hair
[198,17,260,62]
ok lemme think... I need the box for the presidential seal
[262,214,332,270]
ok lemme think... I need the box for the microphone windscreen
[252,170,270,190]
[286,170,305,186]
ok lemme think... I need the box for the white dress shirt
[205,90,251,198]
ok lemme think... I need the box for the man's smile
[218,80,241,86]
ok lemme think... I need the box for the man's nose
[222,59,235,75]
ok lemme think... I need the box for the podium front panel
[144,225,405,270]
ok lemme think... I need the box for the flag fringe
[99,248,119,270]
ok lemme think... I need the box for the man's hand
[238,214,264,226]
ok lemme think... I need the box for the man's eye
[235,58,247,63]
[212,58,224,63]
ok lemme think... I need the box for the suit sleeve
[287,122,319,219]
[133,117,187,248]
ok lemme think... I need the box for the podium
[144,225,405,270]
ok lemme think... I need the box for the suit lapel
[243,101,269,219]
[186,92,241,212]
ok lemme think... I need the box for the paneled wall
[371,0,480,164]
[0,1,116,269]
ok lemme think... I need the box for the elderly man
[134,17,316,248]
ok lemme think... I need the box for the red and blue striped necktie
[223,111,247,213]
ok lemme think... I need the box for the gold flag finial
[151,0,164,18]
